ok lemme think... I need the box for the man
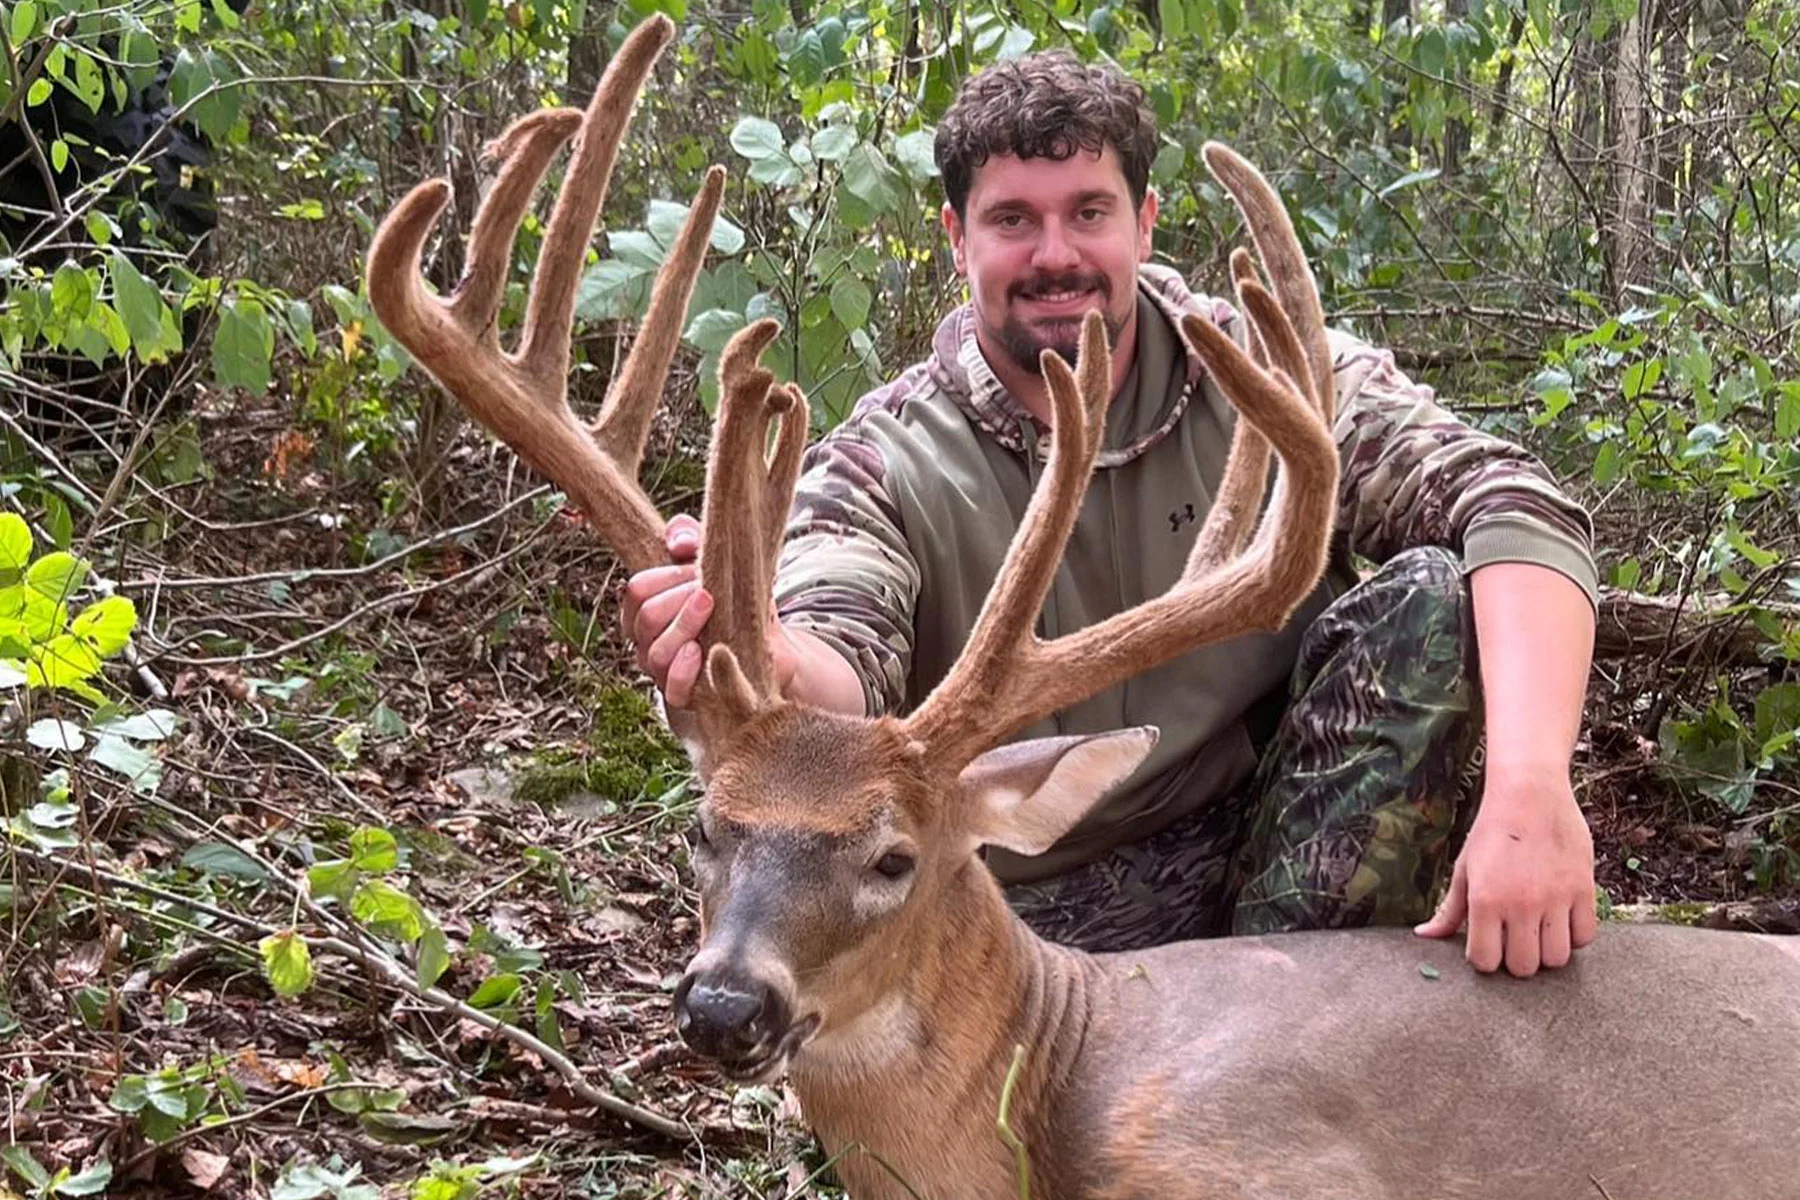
[624,51,1599,977]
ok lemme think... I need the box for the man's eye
[873,851,915,879]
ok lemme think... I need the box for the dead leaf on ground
[181,1147,231,1190]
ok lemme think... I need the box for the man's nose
[1031,219,1081,273]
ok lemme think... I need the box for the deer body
[791,850,1800,1200]
[367,24,1796,1200]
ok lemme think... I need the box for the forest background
[1,0,1797,1195]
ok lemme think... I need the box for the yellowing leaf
[70,595,136,656]
[258,931,315,997]
[0,513,31,578]
[341,320,362,361]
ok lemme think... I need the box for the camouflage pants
[1007,547,1485,953]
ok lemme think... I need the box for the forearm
[780,624,868,716]
[1470,562,1595,789]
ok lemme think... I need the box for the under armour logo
[1169,503,1196,533]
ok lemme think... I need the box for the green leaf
[87,732,162,794]
[108,1075,151,1114]
[786,29,825,85]
[1776,384,1800,441]
[841,144,902,216]
[829,276,872,330]
[1592,441,1621,487]
[466,972,524,1009]
[349,827,399,872]
[997,25,1036,58]
[729,116,786,163]
[1754,683,1800,746]
[26,718,86,753]
[27,77,53,107]
[51,138,69,172]
[811,123,857,163]
[4,1144,50,1190]
[30,634,102,692]
[351,879,426,941]
[112,252,177,363]
[0,514,31,579]
[308,858,358,903]
[892,128,938,183]
[644,198,744,256]
[169,48,242,141]
[52,261,95,324]
[11,2,40,43]
[683,308,747,355]
[259,931,315,997]
[70,595,136,656]
[1622,358,1663,401]
[90,708,177,742]
[417,922,451,990]
[181,841,270,882]
[213,296,274,392]
[119,28,160,91]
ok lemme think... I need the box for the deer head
[365,19,1336,1085]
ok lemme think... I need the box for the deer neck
[789,857,1098,1199]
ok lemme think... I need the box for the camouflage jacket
[772,264,1597,880]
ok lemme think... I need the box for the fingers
[1502,913,1542,977]
[1414,862,1467,940]
[666,514,701,562]
[1539,908,1574,971]
[646,585,713,688]
[623,562,697,644]
[665,641,704,708]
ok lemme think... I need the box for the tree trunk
[1484,11,1526,156]
[1383,0,1415,155]
[1443,0,1470,174]
[1604,0,1657,300]
[568,0,611,100]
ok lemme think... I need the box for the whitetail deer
[369,17,1800,1199]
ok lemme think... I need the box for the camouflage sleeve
[1329,330,1599,607]
[773,424,919,717]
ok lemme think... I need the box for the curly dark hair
[934,51,1158,219]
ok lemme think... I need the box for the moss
[1655,902,1711,927]
[514,683,685,810]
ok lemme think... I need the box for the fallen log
[1595,586,1795,666]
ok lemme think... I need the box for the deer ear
[955,728,1159,858]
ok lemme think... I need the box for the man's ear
[956,728,1159,857]
[942,202,967,275]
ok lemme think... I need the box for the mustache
[1011,272,1109,301]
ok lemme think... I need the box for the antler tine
[696,321,810,701]
[591,164,727,475]
[1186,248,1275,575]
[1201,142,1334,424]
[368,15,711,577]
[515,15,676,382]
[905,148,1340,771]
[904,313,1109,750]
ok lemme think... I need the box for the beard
[992,271,1129,376]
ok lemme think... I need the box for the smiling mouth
[716,1013,822,1083]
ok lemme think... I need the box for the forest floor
[3,383,1796,1200]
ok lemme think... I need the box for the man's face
[944,146,1156,376]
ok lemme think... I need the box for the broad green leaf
[70,595,135,655]
[830,277,872,330]
[729,116,786,163]
[351,880,426,941]
[1754,683,1800,746]
[1622,358,1663,401]
[27,552,89,604]
[0,514,31,578]
[307,858,358,903]
[26,718,85,753]
[111,252,177,363]
[841,144,902,215]
[417,922,451,990]
[213,297,274,392]
[997,25,1036,58]
[181,841,270,882]
[51,138,69,172]
[27,77,52,107]
[91,708,177,741]
[786,29,825,85]
[29,634,102,692]
[51,261,95,324]
[811,123,858,163]
[169,48,242,141]
[349,827,398,872]
[108,1076,151,1114]
[119,29,160,91]
[3,1144,50,1190]
[892,128,938,183]
[1776,384,1800,441]
[11,2,40,43]
[87,732,162,794]
[465,972,524,1009]
[259,931,315,997]
[55,1158,113,1196]
[683,308,748,355]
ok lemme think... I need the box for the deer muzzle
[673,959,817,1081]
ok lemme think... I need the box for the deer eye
[872,850,915,880]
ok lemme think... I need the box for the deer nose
[673,969,789,1062]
